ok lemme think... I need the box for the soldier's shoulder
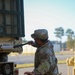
[39,47,51,54]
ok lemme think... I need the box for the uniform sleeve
[32,42,37,47]
[33,53,51,75]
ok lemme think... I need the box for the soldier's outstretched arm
[27,41,37,47]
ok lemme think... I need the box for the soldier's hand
[24,72,34,75]
[27,41,34,45]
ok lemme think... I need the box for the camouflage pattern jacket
[33,40,59,75]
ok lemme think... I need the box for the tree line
[54,27,75,51]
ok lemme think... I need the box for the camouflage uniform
[33,41,59,75]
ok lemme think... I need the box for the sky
[24,0,75,42]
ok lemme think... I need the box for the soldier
[24,29,59,75]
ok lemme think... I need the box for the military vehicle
[0,0,25,74]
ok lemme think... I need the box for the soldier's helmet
[31,29,48,40]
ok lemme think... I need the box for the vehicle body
[0,0,25,74]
